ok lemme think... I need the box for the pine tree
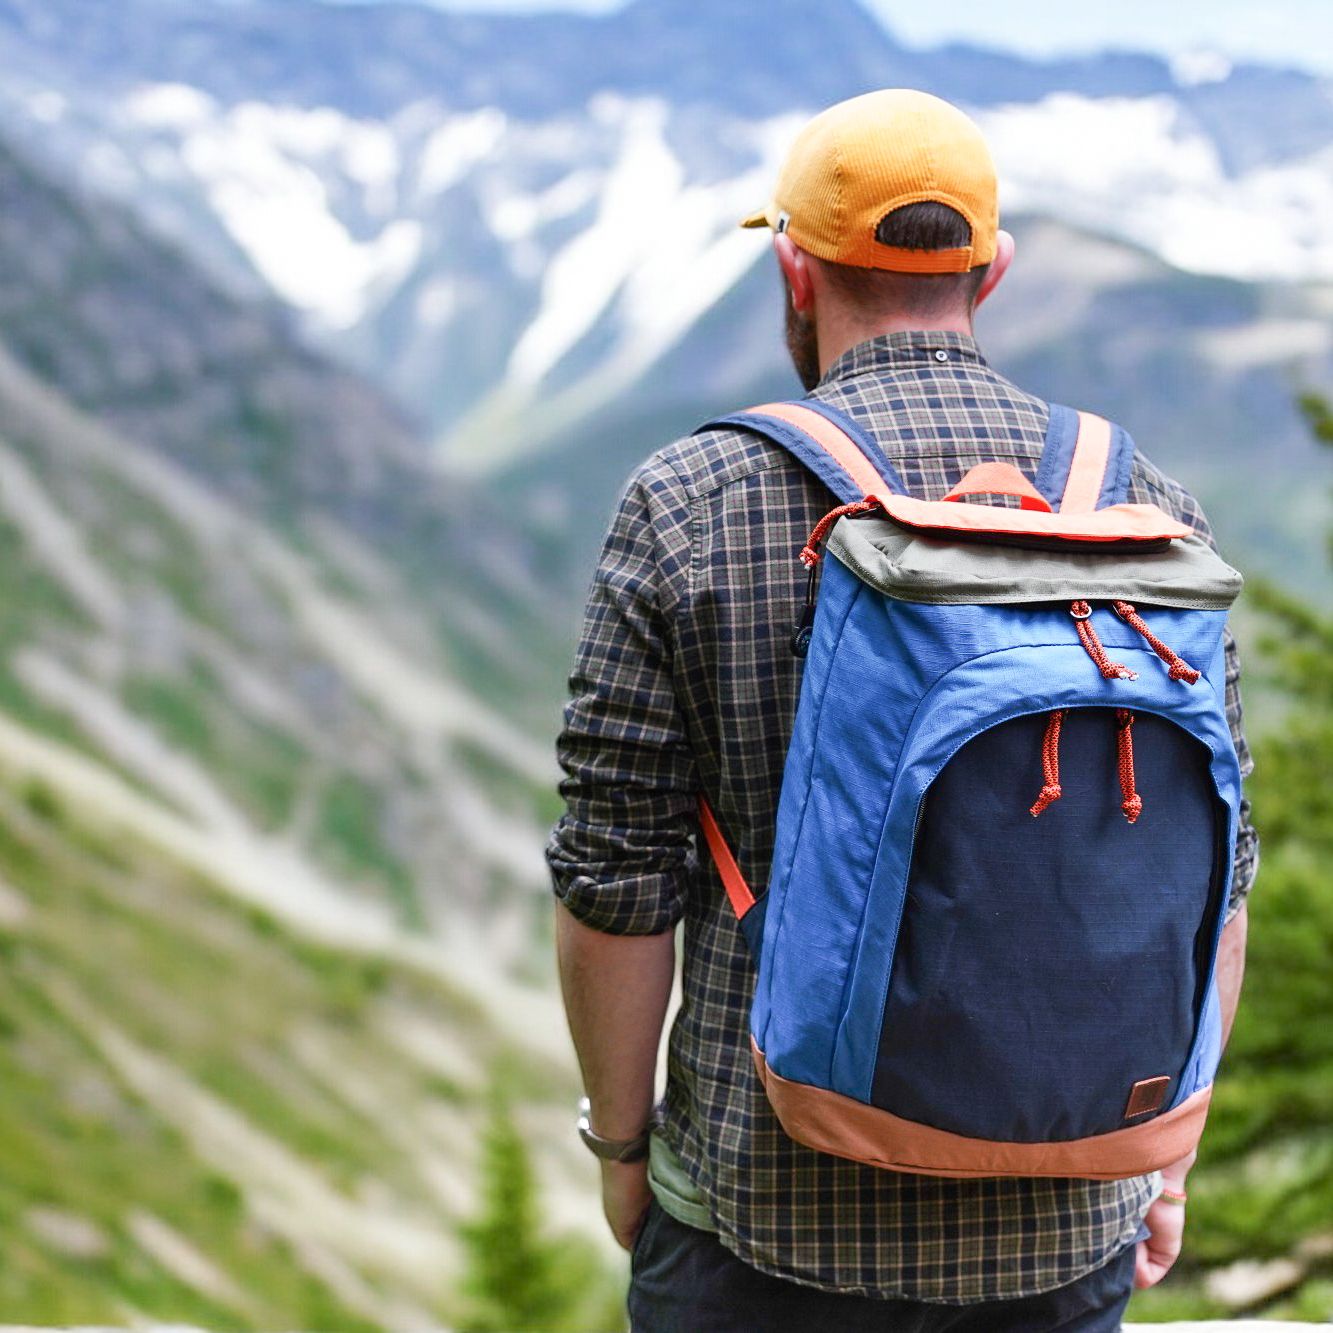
[458,1088,624,1332]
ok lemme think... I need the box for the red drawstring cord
[1116,709,1143,823]
[1030,708,1145,823]
[1069,601,1138,680]
[799,499,883,568]
[1029,709,1066,817]
[1112,602,1201,684]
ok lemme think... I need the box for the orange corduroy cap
[741,89,998,273]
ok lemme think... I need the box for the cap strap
[863,244,975,274]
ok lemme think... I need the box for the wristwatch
[577,1096,652,1163]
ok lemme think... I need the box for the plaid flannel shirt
[548,331,1257,1302]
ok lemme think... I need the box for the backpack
[695,398,1243,1179]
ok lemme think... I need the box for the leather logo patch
[1124,1076,1171,1120]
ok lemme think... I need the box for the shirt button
[933,349,949,362]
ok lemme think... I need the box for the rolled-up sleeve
[546,451,697,935]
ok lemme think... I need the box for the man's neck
[817,314,975,378]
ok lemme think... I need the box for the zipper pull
[791,602,816,658]
[794,499,881,657]
[791,564,818,658]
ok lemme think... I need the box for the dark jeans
[628,1201,1137,1332]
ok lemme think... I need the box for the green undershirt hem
[648,1131,715,1233]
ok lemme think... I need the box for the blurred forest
[1124,393,1333,1322]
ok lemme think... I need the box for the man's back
[549,329,1256,1300]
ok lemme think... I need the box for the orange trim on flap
[1062,411,1113,513]
[748,402,889,500]
[753,1043,1211,1180]
[943,462,1052,512]
[697,797,755,920]
[879,494,1191,543]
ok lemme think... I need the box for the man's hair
[817,202,989,319]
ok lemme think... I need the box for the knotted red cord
[799,499,883,568]
[1029,709,1066,817]
[1070,601,1138,680]
[1112,601,1201,683]
[1116,708,1143,823]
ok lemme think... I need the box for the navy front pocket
[870,708,1226,1142]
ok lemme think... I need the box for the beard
[783,277,821,392]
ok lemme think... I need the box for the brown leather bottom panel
[752,1042,1211,1180]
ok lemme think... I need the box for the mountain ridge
[2,0,1326,125]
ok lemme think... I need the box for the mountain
[0,632,587,1327]
[0,120,577,932]
[0,128,618,1325]
[5,0,1329,137]
[0,0,1171,119]
[0,125,569,718]
[9,0,1332,300]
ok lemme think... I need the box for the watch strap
[577,1096,653,1163]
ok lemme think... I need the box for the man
[548,90,1256,1331]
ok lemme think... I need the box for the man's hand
[602,1159,653,1250]
[1135,1196,1186,1288]
[1136,1147,1195,1289]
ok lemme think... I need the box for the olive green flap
[828,518,1242,610]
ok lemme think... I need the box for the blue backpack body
[697,400,1243,1179]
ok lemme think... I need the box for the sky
[332,0,1333,78]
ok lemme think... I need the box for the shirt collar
[818,330,988,387]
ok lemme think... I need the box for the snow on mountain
[8,61,1332,469]
[441,98,803,466]
[121,83,422,328]
[982,93,1333,283]
[1169,50,1235,88]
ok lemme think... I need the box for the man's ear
[774,233,815,314]
[973,229,1014,310]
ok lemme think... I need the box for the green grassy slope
[0,748,610,1328]
[0,344,619,1326]
[0,340,554,942]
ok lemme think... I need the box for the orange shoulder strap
[744,402,888,499]
[1060,411,1114,513]
[702,400,906,504]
